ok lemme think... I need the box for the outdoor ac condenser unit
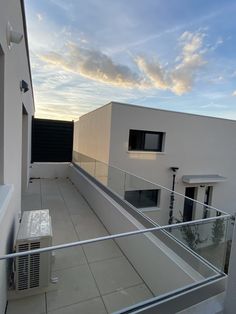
[15,209,52,294]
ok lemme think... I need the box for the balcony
[2,158,233,314]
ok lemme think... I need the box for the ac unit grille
[15,210,52,294]
[16,242,41,290]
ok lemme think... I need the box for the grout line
[100,281,154,298]
[81,243,109,314]
[110,242,155,298]
[46,295,107,314]
[86,252,125,265]
[45,292,48,314]
[40,179,43,209]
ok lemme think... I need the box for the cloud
[170,31,206,95]
[36,13,43,22]
[136,57,169,90]
[232,91,236,96]
[41,44,142,88]
[40,30,207,95]
[135,31,206,95]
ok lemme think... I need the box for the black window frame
[124,189,160,209]
[128,129,164,152]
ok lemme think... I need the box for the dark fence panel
[31,118,74,162]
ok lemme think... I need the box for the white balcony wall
[0,0,34,312]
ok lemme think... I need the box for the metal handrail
[0,214,230,260]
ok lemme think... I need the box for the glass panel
[4,227,224,314]
[72,151,227,228]
[107,165,125,198]
[94,160,109,186]
[124,189,159,208]
[169,217,230,271]
[144,132,161,151]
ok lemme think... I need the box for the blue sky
[25,0,236,121]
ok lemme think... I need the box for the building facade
[74,102,236,224]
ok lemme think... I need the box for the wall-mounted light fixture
[20,80,29,93]
[6,22,23,49]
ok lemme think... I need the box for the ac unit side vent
[30,242,40,288]
[17,255,29,290]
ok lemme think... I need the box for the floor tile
[83,240,123,263]
[52,220,78,245]
[7,293,46,314]
[72,214,109,240]
[49,207,71,222]
[41,179,60,196]
[52,246,87,271]
[48,297,107,314]
[102,284,153,313]
[24,179,41,195]
[46,264,99,311]
[21,194,41,211]
[42,195,66,212]
[90,256,142,295]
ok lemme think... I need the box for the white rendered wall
[30,162,70,178]
[74,104,112,163]
[0,1,34,312]
[108,102,236,217]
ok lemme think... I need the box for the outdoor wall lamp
[20,80,29,93]
[170,167,179,172]
[6,22,23,49]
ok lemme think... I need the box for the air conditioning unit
[14,210,52,295]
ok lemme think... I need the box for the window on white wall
[124,189,160,208]
[128,129,165,152]
[0,45,4,184]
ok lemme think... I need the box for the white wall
[74,103,112,163]
[108,102,236,216]
[30,162,70,179]
[0,1,34,312]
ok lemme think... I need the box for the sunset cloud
[41,44,142,88]
[135,31,206,95]
[40,31,207,95]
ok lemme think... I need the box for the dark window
[183,187,196,222]
[128,130,164,152]
[124,189,159,208]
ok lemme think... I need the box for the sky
[24,0,236,121]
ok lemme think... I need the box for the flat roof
[77,101,236,124]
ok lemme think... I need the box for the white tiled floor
[7,178,153,314]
